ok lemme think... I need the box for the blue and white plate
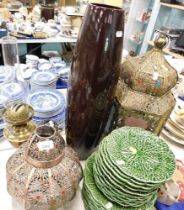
[2,83,26,104]
[33,108,65,128]
[31,71,57,85]
[49,57,62,64]
[27,89,65,118]
[0,66,6,83]
[38,62,52,71]
[50,66,69,76]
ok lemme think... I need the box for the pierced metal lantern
[6,125,82,210]
[122,35,178,97]
[115,35,178,135]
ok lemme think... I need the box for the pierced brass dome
[121,35,178,97]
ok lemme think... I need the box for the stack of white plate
[26,55,39,68]
[30,71,58,90]
[27,89,66,129]
[161,99,184,146]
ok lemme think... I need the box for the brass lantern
[115,35,178,135]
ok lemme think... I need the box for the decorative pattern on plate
[82,154,156,210]
[31,71,57,84]
[160,99,184,146]
[105,127,175,183]
[27,89,65,115]
[93,127,176,207]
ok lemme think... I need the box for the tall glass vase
[66,3,124,160]
[1,36,27,106]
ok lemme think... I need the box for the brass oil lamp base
[3,103,36,147]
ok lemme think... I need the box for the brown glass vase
[66,3,124,160]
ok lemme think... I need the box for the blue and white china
[38,62,52,71]
[38,58,49,64]
[26,55,39,62]
[0,66,7,83]
[49,57,62,64]
[50,66,69,77]
[30,71,57,90]
[33,109,65,128]
[1,83,26,105]
[27,89,65,118]
[26,55,39,68]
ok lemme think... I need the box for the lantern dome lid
[121,35,178,97]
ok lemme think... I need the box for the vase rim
[90,3,122,10]
[35,125,56,139]
[1,36,17,44]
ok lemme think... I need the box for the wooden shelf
[160,2,184,11]
[148,40,184,60]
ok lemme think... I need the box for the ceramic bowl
[26,89,65,118]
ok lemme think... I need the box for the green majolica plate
[82,153,156,210]
[104,127,176,184]
[93,157,156,207]
[94,153,156,196]
[96,141,161,191]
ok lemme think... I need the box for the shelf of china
[160,2,184,11]
[148,40,184,60]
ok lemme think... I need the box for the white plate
[31,71,57,85]
[27,89,65,118]
[170,112,184,130]
[162,127,184,146]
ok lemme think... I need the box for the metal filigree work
[115,35,177,135]
[6,125,82,210]
[121,35,178,97]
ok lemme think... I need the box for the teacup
[158,179,181,206]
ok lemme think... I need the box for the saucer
[31,71,57,85]
[27,89,65,118]
[38,62,52,71]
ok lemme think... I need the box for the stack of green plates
[82,154,157,210]
[82,127,176,210]
[93,127,176,207]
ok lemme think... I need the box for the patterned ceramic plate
[95,144,159,193]
[162,128,184,146]
[27,89,65,115]
[170,112,184,130]
[83,154,156,210]
[93,163,155,207]
[0,66,6,82]
[97,140,161,189]
[105,127,176,184]
[31,71,57,84]
[165,120,184,140]
[2,82,25,99]
[93,147,157,207]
